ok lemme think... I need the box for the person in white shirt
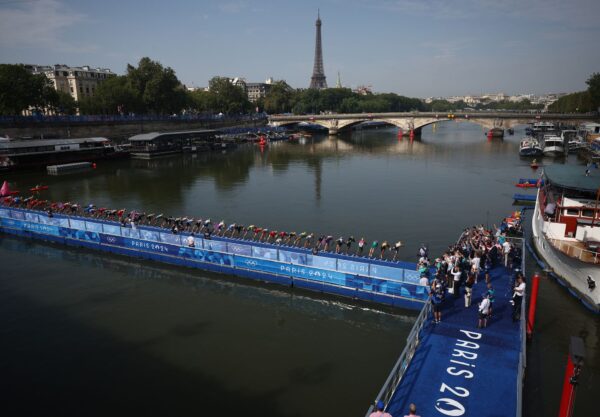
[512,276,526,321]
[478,294,491,328]
[502,240,511,267]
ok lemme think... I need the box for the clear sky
[1,0,599,97]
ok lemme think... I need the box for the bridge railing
[364,298,431,417]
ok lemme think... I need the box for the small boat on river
[519,136,543,156]
[542,134,565,156]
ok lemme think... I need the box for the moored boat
[531,164,600,312]
[0,136,128,170]
[542,134,565,156]
[519,136,543,156]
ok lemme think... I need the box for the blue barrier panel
[25,212,39,223]
[85,221,103,232]
[180,235,203,249]
[70,219,86,230]
[252,246,278,260]
[178,247,234,266]
[228,242,252,256]
[0,208,10,218]
[337,259,370,276]
[100,233,124,246]
[234,255,282,275]
[123,237,178,256]
[369,263,404,282]
[205,240,227,252]
[0,218,61,236]
[103,224,122,236]
[59,227,101,242]
[159,232,181,245]
[278,249,307,265]
[403,269,421,285]
[139,229,160,242]
[10,210,24,220]
[306,254,337,270]
[121,228,140,239]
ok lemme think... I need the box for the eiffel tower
[309,10,327,89]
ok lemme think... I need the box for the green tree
[586,72,600,111]
[547,92,592,113]
[0,64,57,115]
[262,81,294,114]
[126,57,187,114]
[207,77,251,114]
[79,75,143,115]
[53,91,77,115]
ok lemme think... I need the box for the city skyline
[0,0,599,97]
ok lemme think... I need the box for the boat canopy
[544,164,600,193]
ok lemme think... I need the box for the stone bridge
[269,112,600,135]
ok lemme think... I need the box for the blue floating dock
[0,206,429,310]
[369,261,525,417]
[513,193,537,202]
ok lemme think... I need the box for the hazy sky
[1,0,599,97]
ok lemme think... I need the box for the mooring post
[526,272,540,340]
[557,337,585,417]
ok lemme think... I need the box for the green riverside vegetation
[0,59,597,116]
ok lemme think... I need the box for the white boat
[532,121,557,135]
[532,165,600,312]
[561,129,585,152]
[542,134,565,156]
[519,136,543,156]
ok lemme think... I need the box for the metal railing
[513,235,527,417]
[364,299,432,417]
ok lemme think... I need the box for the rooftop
[544,164,600,193]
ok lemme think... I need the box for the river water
[0,122,597,416]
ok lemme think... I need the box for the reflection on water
[1,121,597,417]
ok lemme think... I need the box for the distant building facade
[26,64,115,101]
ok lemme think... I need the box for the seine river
[0,122,597,417]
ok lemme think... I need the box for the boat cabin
[128,130,216,159]
[540,165,600,242]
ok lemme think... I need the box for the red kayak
[515,183,536,188]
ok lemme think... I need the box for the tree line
[2,58,596,116]
[548,73,600,113]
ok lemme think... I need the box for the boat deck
[386,264,523,417]
[548,237,600,264]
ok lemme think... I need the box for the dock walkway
[383,263,524,417]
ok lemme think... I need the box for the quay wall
[0,207,429,310]
[0,119,268,141]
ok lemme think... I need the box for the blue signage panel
[85,221,103,232]
[403,269,421,285]
[306,254,337,270]
[252,246,278,260]
[228,242,252,256]
[278,250,307,265]
[337,259,370,275]
[0,218,61,236]
[0,208,10,218]
[369,263,404,282]
[103,224,122,236]
[59,227,101,242]
[139,229,160,242]
[70,219,86,230]
[100,233,124,246]
[10,210,25,220]
[121,228,140,239]
[123,237,178,256]
[205,240,227,252]
[179,247,234,265]
[159,232,181,245]
[25,212,39,222]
